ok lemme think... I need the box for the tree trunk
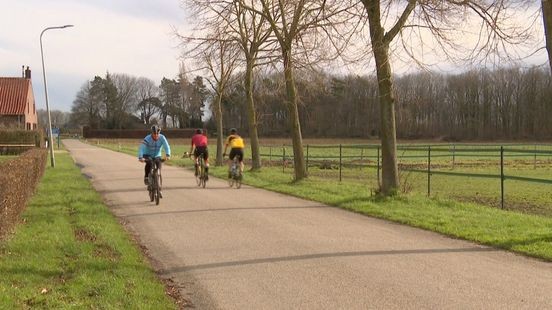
[214,91,224,166]
[366,0,399,195]
[244,60,262,170]
[283,49,307,180]
[544,0,552,74]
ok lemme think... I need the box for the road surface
[64,139,552,309]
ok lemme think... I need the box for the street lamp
[40,24,73,167]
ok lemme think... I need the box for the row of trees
[179,0,550,194]
[219,66,552,140]
[53,64,551,142]
[70,69,208,130]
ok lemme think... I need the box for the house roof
[0,77,32,115]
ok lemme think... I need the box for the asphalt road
[64,139,552,309]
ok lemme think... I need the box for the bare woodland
[64,1,550,196]
[176,0,545,194]
[220,67,551,140]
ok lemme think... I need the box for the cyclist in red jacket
[189,128,209,180]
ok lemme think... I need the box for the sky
[0,0,188,112]
[0,1,548,113]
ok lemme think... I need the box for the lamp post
[40,25,73,167]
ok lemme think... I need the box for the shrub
[0,148,47,238]
[0,129,44,155]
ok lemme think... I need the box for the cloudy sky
[0,0,188,112]
[0,1,548,113]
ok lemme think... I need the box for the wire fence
[260,143,552,211]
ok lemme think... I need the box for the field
[0,155,16,163]
[86,138,552,217]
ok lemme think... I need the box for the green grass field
[88,138,552,217]
[0,151,177,309]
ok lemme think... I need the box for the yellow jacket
[225,135,245,148]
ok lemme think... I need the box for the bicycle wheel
[155,172,161,205]
[203,162,208,188]
[200,165,206,188]
[236,172,242,189]
[148,175,154,202]
[195,157,203,186]
[228,172,235,187]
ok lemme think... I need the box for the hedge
[0,129,44,155]
[0,148,47,239]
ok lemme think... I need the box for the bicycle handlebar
[143,157,166,163]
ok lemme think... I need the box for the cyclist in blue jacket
[138,125,171,186]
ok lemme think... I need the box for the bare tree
[177,65,194,128]
[179,0,244,165]
[251,0,355,180]
[159,77,181,129]
[544,0,552,73]
[204,39,241,166]
[229,0,275,171]
[109,73,139,129]
[136,77,160,125]
[358,0,538,195]
[180,0,276,170]
[71,82,99,129]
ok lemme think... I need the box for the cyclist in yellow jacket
[223,128,245,178]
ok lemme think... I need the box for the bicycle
[227,156,242,189]
[145,157,165,205]
[184,152,208,188]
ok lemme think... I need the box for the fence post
[360,148,364,170]
[306,144,309,172]
[377,146,380,187]
[452,144,456,170]
[500,146,504,209]
[534,144,537,170]
[269,146,272,166]
[282,146,285,173]
[427,146,431,197]
[339,144,342,182]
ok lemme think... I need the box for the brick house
[0,67,38,130]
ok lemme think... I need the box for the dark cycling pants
[144,156,162,177]
[194,146,209,161]
[229,148,244,162]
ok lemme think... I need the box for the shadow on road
[122,205,331,218]
[160,247,498,274]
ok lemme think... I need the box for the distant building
[0,66,38,130]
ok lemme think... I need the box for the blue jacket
[138,134,171,159]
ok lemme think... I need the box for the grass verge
[0,155,16,163]
[0,151,177,309]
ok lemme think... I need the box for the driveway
[64,139,552,309]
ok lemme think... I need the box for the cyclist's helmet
[151,125,161,134]
[196,128,203,134]
[229,128,237,134]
